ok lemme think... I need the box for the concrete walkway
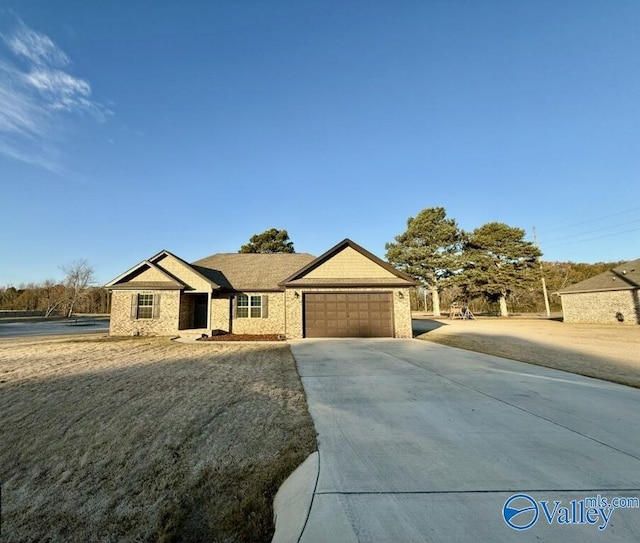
[287,339,640,542]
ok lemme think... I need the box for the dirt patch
[199,333,284,342]
[0,335,316,542]
[414,316,640,388]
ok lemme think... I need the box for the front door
[194,295,208,329]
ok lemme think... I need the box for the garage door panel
[304,292,394,338]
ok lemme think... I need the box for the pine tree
[385,207,463,317]
[460,222,541,317]
[239,228,295,254]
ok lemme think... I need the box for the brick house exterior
[557,259,640,325]
[105,239,417,338]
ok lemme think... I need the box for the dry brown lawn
[0,335,316,542]
[414,315,640,388]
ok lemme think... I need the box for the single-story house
[557,258,640,324]
[105,238,416,338]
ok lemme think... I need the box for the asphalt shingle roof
[191,253,316,291]
[557,258,640,294]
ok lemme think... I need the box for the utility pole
[533,227,551,318]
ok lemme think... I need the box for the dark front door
[194,295,208,328]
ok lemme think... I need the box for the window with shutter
[135,294,159,319]
[235,294,265,318]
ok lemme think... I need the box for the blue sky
[1,1,639,286]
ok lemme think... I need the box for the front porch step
[178,329,211,339]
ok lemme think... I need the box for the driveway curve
[289,339,640,542]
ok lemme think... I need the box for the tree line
[1,223,619,318]
[0,260,106,317]
[407,259,621,315]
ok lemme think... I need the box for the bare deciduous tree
[60,260,95,317]
[40,279,67,317]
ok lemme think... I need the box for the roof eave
[283,281,415,288]
[104,259,187,289]
[106,284,184,291]
[557,286,639,295]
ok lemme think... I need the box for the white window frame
[236,294,265,318]
[132,293,160,320]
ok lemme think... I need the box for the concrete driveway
[289,339,640,542]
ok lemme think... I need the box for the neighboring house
[105,239,416,338]
[557,259,640,325]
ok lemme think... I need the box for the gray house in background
[557,259,640,324]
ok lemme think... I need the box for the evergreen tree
[385,207,463,317]
[239,228,295,254]
[460,222,541,317]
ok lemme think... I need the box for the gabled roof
[557,258,640,295]
[149,250,221,289]
[191,252,316,291]
[279,238,417,287]
[106,241,417,293]
[104,259,186,290]
[105,249,220,291]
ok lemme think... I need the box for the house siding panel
[155,254,211,291]
[110,290,180,335]
[561,290,640,324]
[304,247,397,279]
[231,292,285,335]
[210,296,231,332]
[129,266,172,282]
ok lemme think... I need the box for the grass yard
[0,335,316,542]
[414,316,640,388]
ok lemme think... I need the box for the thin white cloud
[0,15,112,173]
[0,60,49,137]
[4,18,70,67]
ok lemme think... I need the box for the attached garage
[304,292,394,338]
[280,239,417,339]
[106,238,416,339]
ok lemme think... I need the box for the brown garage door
[304,292,394,338]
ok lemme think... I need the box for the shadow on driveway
[412,318,448,336]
